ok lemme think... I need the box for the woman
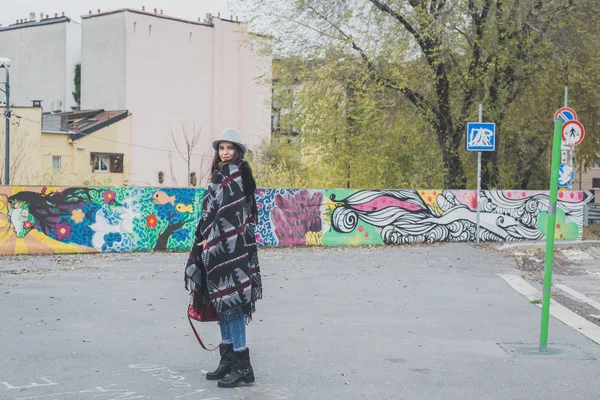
[185,128,262,389]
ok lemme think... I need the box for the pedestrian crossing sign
[466,122,496,151]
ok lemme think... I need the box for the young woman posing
[185,128,262,388]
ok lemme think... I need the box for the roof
[0,16,74,32]
[81,8,213,27]
[42,109,129,140]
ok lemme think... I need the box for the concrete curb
[498,240,600,251]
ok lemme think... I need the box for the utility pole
[0,58,11,185]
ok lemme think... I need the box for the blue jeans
[219,308,246,352]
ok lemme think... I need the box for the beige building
[574,166,600,202]
[0,106,132,186]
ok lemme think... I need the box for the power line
[5,110,216,157]
[11,113,39,124]
[86,135,215,158]
[2,109,38,124]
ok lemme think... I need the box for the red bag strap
[188,315,220,351]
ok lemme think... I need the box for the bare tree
[170,123,202,187]
[197,153,215,186]
[167,150,178,186]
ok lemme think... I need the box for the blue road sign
[466,122,496,151]
[558,163,575,188]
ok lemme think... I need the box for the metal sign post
[466,104,495,244]
[2,65,9,185]
[476,105,482,244]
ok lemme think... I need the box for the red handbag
[187,295,220,351]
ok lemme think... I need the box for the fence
[588,203,600,224]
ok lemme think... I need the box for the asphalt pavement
[2,244,600,400]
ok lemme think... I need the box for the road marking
[555,283,600,311]
[0,377,58,390]
[16,393,77,400]
[498,274,600,345]
[1,378,58,390]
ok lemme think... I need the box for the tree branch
[527,0,575,50]
[303,2,434,116]
[459,0,493,124]
[454,27,473,48]
[367,0,420,41]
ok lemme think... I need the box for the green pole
[540,117,563,352]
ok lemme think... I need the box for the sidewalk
[1,244,599,399]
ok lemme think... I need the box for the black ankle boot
[206,343,233,380]
[217,348,255,388]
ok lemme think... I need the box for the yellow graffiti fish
[176,204,193,213]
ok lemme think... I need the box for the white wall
[123,12,215,186]
[0,21,73,110]
[82,11,273,187]
[80,13,127,110]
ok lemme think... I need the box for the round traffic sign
[554,107,578,122]
[562,120,585,146]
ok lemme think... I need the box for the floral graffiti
[257,190,323,246]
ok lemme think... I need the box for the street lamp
[0,57,11,185]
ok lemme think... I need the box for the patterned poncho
[186,162,262,323]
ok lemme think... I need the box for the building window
[91,153,124,173]
[158,171,164,184]
[93,154,109,172]
[52,156,61,170]
[189,172,197,187]
[189,32,193,42]
[149,25,152,36]
[593,178,600,189]
[134,22,137,32]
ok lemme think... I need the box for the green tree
[72,63,81,103]
[238,0,600,189]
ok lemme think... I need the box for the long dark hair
[210,144,244,175]
[209,142,258,221]
[209,142,245,178]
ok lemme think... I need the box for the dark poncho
[185,161,262,323]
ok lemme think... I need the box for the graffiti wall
[0,186,203,254]
[0,186,592,255]
[322,189,589,245]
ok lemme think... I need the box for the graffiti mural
[325,189,590,244]
[256,189,323,246]
[0,186,592,255]
[0,186,204,254]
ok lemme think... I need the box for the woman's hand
[197,240,206,247]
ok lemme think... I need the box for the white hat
[211,128,248,155]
